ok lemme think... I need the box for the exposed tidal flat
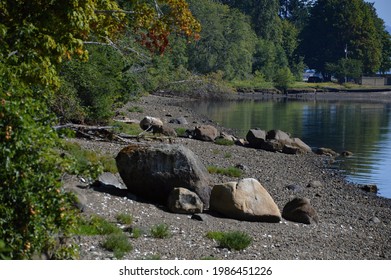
[71,93,391,260]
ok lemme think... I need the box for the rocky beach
[66,92,391,260]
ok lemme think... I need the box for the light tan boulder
[210,178,281,222]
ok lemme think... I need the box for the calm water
[192,99,391,199]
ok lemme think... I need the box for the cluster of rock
[115,142,318,225]
[139,115,314,156]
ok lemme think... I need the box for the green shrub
[215,138,235,146]
[206,231,225,241]
[150,224,171,239]
[175,127,187,137]
[207,166,242,177]
[130,227,143,239]
[73,215,121,236]
[102,233,133,259]
[219,231,252,251]
[116,213,133,225]
[128,106,144,113]
[0,95,79,259]
[206,231,252,251]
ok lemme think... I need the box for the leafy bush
[102,233,133,259]
[207,166,243,177]
[206,231,252,251]
[0,93,79,259]
[273,67,295,93]
[150,224,171,239]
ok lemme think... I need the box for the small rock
[360,184,378,194]
[307,180,323,188]
[169,117,188,125]
[282,197,319,224]
[193,125,219,142]
[139,116,164,131]
[340,151,353,157]
[286,184,303,192]
[235,164,249,173]
[316,147,339,157]
[167,188,204,214]
[191,213,209,222]
[370,217,381,224]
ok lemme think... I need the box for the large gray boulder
[246,129,267,148]
[116,143,211,208]
[210,178,281,222]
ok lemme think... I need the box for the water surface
[192,99,391,198]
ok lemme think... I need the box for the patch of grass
[206,231,252,251]
[100,155,117,173]
[207,166,242,178]
[212,149,220,155]
[111,121,143,135]
[62,141,118,179]
[102,233,133,259]
[224,152,232,159]
[115,213,133,225]
[150,224,171,239]
[127,106,144,113]
[73,215,121,236]
[215,138,235,146]
[130,227,143,239]
[175,127,187,137]
[206,231,225,241]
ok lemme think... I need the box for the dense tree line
[1,0,391,259]
[55,0,391,123]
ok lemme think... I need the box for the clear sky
[370,0,391,27]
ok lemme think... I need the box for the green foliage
[219,231,252,251]
[128,106,144,113]
[61,141,104,181]
[150,224,171,239]
[0,92,79,259]
[102,233,133,259]
[73,215,121,236]
[206,231,225,241]
[299,0,386,76]
[112,121,143,135]
[215,138,235,146]
[58,45,135,124]
[130,227,143,239]
[325,58,363,83]
[116,213,133,225]
[273,67,295,92]
[175,127,188,137]
[206,230,252,250]
[187,0,257,80]
[207,166,243,177]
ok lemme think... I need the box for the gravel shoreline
[69,93,391,260]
